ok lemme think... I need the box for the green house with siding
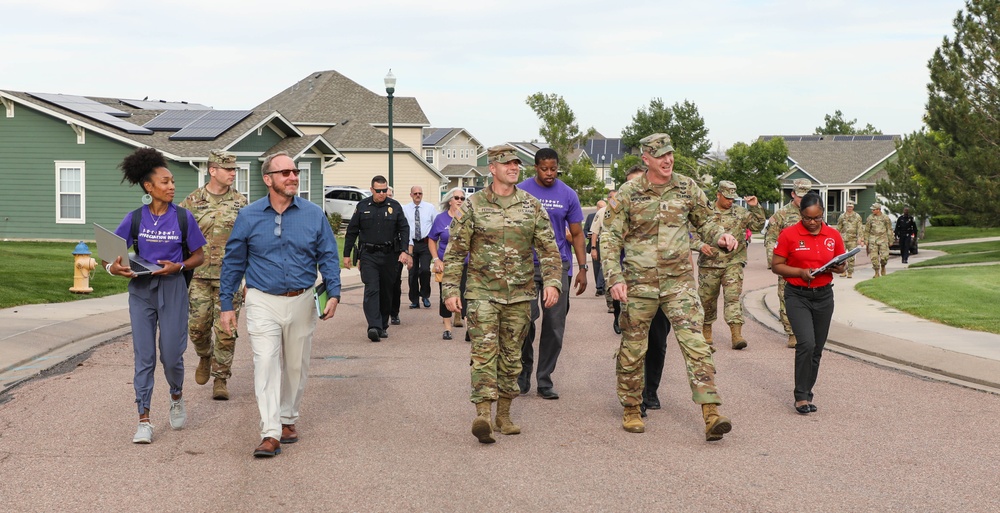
[0,90,342,241]
[760,134,900,222]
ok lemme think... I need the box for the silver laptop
[93,224,163,276]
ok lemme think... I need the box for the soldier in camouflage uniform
[443,144,562,444]
[764,178,812,348]
[862,202,893,278]
[600,133,738,441]
[695,181,765,350]
[835,201,863,278]
[179,150,248,400]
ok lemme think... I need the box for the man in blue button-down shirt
[220,151,341,458]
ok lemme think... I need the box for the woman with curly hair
[102,148,206,444]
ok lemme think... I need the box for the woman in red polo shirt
[771,192,846,415]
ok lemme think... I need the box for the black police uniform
[344,196,409,339]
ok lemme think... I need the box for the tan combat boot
[212,378,229,400]
[453,313,464,328]
[881,264,887,276]
[729,323,747,350]
[622,405,645,433]
[472,401,495,444]
[787,334,797,348]
[195,357,211,385]
[493,397,521,435]
[702,323,714,345]
[702,404,732,441]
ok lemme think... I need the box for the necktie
[415,206,422,240]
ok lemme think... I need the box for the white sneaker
[133,421,153,444]
[169,397,186,430]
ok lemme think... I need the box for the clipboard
[810,247,862,277]
[314,281,329,318]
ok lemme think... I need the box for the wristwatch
[579,264,588,271]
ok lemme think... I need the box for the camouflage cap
[792,178,812,196]
[208,149,238,169]
[846,201,855,207]
[639,133,675,157]
[487,144,520,164]
[871,202,882,210]
[718,180,738,199]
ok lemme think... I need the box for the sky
[0,0,967,153]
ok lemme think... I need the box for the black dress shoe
[640,403,648,418]
[422,297,431,308]
[465,330,471,342]
[537,387,559,400]
[517,374,530,395]
[390,315,401,325]
[409,302,419,309]
[795,404,811,415]
[595,288,604,296]
[443,330,453,340]
[613,319,621,334]
[808,404,818,413]
[367,328,380,342]
[379,329,388,339]
[643,391,661,410]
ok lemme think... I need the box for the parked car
[324,186,370,220]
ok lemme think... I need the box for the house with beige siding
[422,127,488,195]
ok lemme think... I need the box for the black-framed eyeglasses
[373,188,388,194]
[274,213,282,236]
[801,215,824,222]
[453,196,466,201]
[266,169,301,177]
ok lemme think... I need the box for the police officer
[442,144,562,444]
[764,178,812,348]
[601,133,738,441]
[894,206,918,264]
[695,180,765,350]
[179,149,248,400]
[836,201,863,277]
[344,175,410,342]
[862,202,893,277]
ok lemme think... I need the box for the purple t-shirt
[428,210,469,263]
[517,177,584,272]
[115,204,207,264]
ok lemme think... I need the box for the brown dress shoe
[280,424,298,444]
[253,437,281,457]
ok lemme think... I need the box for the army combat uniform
[179,184,247,384]
[442,185,561,406]
[694,191,765,349]
[836,208,863,277]
[765,200,802,339]
[863,205,893,277]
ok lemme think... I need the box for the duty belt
[362,242,394,252]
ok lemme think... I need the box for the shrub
[327,213,343,232]
[930,214,966,227]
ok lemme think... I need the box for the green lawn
[921,226,1000,242]
[0,238,349,309]
[855,265,1000,334]
[910,240,1000,268]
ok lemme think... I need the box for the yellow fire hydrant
[70,241,97,294]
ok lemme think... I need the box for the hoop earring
[141,193,152,205]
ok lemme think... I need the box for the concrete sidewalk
[0,267,364,393]
[744,247,1000,394]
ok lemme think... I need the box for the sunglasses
[274,213,282,237]
[266,169,300,177]
[373,188,389,194]
[411,192,423,196]
[453,196,466,201]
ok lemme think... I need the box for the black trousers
[391,262,403,316]
[643,309,671,399]
[784,285,835,402]
[438,263,468,318]
[900,235,914,262]
[408,239,432,303]
[360,251,397,330]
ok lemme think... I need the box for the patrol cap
[208,149,238,169]
[793,178,812,196]
[718,180,737,199]
[871,202,882,210]
[487,144,520,164]
[639,133,675,157]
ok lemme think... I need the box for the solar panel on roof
[121,99,211,110]
[873,135,895,141]
[28,92,153,134]
[854,135,875,141]
[833,135,854,141]
[144,110,211,131]
[422,127,452,146]
[169,110,252,141]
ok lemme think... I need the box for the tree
[525,93,596,163]
[707,137,788,204]
[609,154,642,189]
[560,160,607,205]
[621,98,711,158]
[918,0,1000,226]
[815,109,882,135]
[876,130,942,236]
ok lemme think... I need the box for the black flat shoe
[808,404,818,413]
[537,387,559,400]
[613,319,621,334]
[795,404,811,415]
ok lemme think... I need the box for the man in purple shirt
[516,148,588,399]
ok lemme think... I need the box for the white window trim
[298,161,311,200]
[424,149,434,164]
[236,162,251,197]
[55,160,85,224]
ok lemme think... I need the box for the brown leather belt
[276,288,307,297]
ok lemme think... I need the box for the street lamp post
[384,69,396,188]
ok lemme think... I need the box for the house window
[236,162,250,197]
[55,161,85,224]
[425,149,434,164]
[849,190,859,205]
[298,161,311,200]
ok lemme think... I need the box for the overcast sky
[1,0,966,153]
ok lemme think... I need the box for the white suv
[324,186,370,220]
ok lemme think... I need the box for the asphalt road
[1,242,998,512]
